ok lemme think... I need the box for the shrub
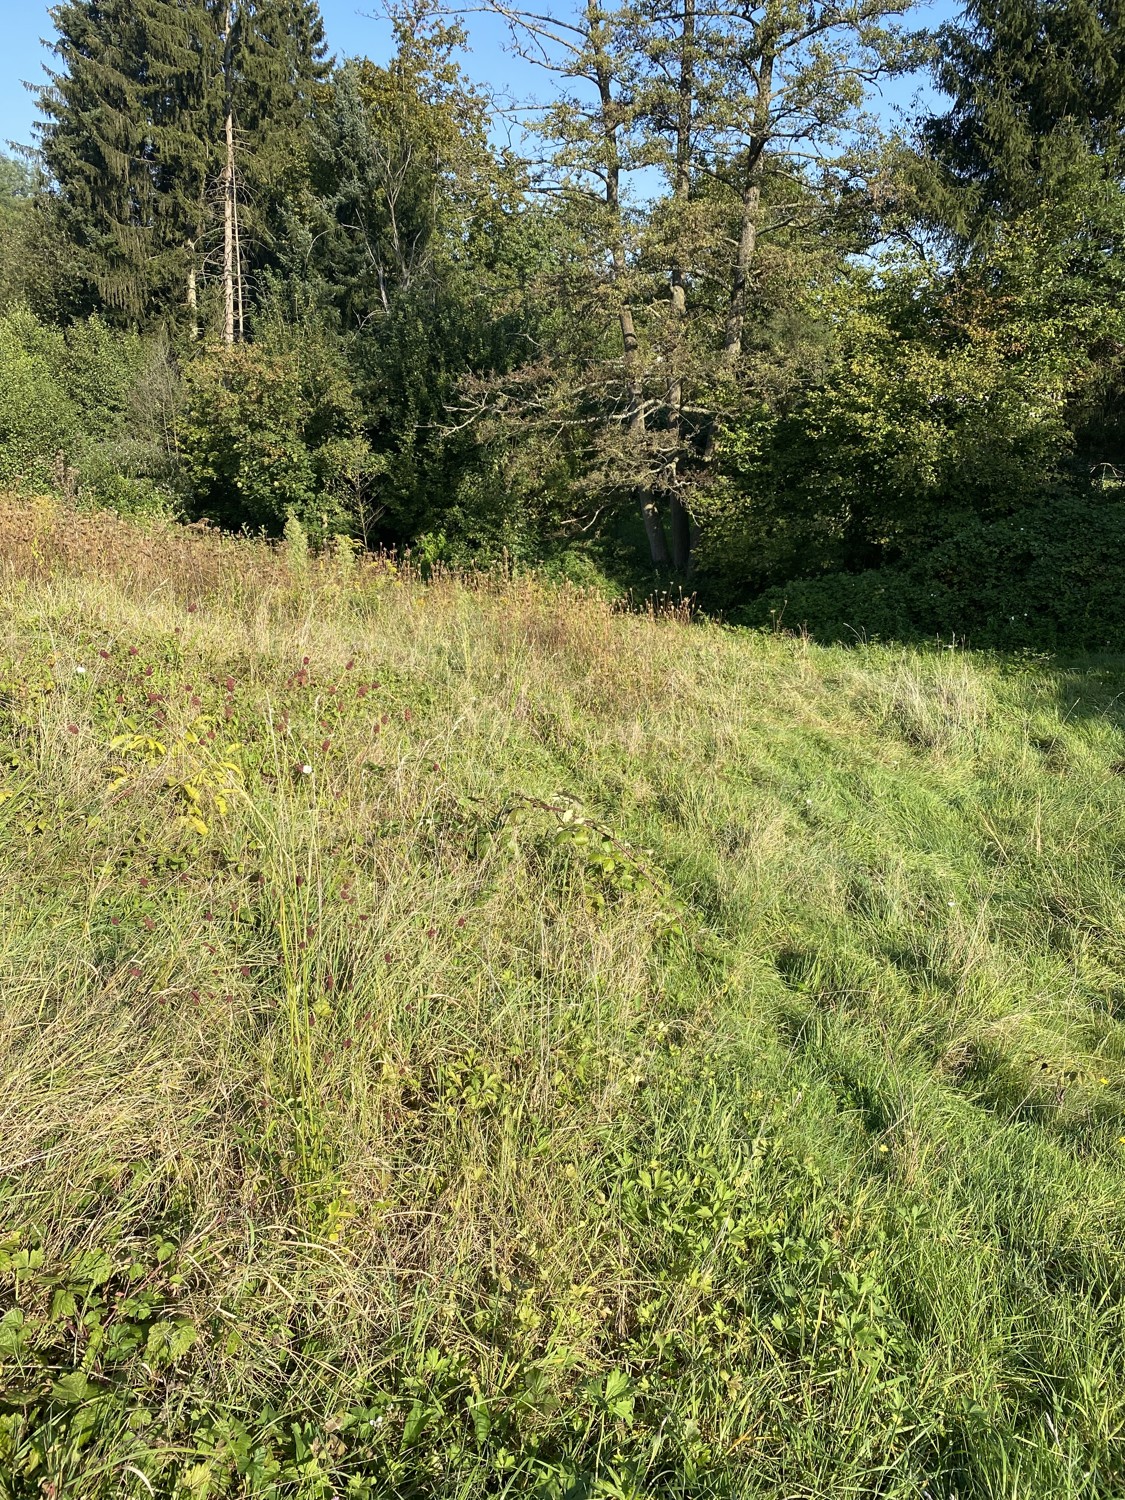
[181,344,372,540]
[0,307,182,512]
[0,315,78,489]
[740,492,1125,650]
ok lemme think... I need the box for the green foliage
[743,491,1125,649]
[923,0,1125,231]
[181,341,371,537]
[0,308,182,512]
[696,239,1093,602]
[0,316,78,491]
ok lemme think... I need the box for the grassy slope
[1,504,1124,1498]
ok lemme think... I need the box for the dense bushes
[180,341,372,539]
[0,307,179,511]
[742,492,1125,650]
[0,314,77,491]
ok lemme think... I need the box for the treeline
[3,0,1125,646]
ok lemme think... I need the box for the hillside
[1,499,1124,1499]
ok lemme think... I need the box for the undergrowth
[1,499,1124,1498]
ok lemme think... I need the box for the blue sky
[0,0,960,161]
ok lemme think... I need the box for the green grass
[1,527,1125,1497]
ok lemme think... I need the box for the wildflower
[878,1143,889,1154]
[110,915,120,926]
[128,646,138,657]
[74,665,87,675]
[67,723,78,734]
[384,951,392,963]
[457,916,466,928]
[143,917,154,932]
[300,763,313,776]
[303,656,310,666]
[346,659,355,670]
[224,677,234,692]
[98,649,110,660]
[1099,1077,1110,1086]
[240,965,251,979]
[295,875,305,887]
[321,739,331,752]
[426,927,436,940]
[187,602,198,614]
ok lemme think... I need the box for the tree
[282,3,550,551]
[36,0,218,323]
[216,0,331,341]
[923,0,1125,233]
[478,0,919,572]
[34,0,329,333]
[918,0,1125,469]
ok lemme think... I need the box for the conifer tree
[36,0,329,331]
[216,0,331,339]
[924,0,1125,228]
[37,0,217,322]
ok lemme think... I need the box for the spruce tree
[36,0,329,330]
[37,0,217,323]
[924,0,1125,226]
[217,0,331,334]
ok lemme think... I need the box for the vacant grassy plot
[1,500,1124,1499]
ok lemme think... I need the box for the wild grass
[1,499,1124,1498]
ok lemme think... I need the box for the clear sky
[0,0,960,161]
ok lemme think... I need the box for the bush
[0,314,78,489]
[0,307,182,512]
[181,344,372,539]
[739,492,1125,650]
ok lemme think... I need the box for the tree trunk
[221,3,238,346]
[186,240,198,340]
[722,177,760,370]
[233,155,244,340]
[666,0,696,573]
[223,103,236,345]
[722,54,771,371]
[590,0,668,567]
[619,288,669,566]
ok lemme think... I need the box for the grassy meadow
[1,497,1124,1498]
